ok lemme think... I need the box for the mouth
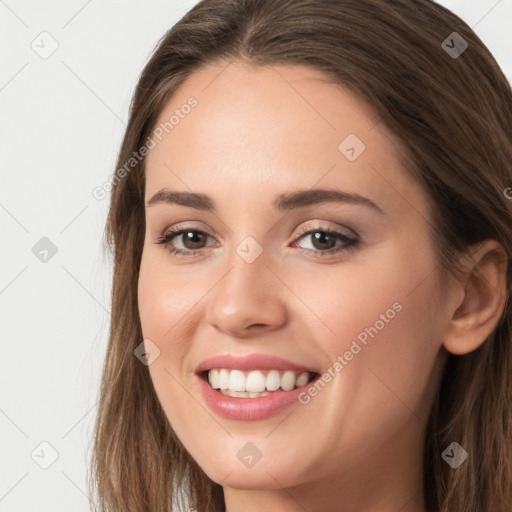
[198,368,321,398]
[194,354,323,420]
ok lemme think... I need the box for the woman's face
[138,61,452,503]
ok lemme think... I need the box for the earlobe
[443,240,508,356]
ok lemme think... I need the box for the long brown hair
[88,1,512,510]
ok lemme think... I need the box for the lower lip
[195,373,317,421]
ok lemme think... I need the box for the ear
[443,239,508,355]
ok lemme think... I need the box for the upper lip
[195,353,320,374]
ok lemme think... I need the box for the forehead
[144,61,430,221]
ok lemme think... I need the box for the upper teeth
[207,369,311,392]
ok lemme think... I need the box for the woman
[89,1,512,511]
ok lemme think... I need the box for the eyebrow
[145,188,384,214]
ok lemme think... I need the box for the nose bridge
[221,234,276,303]
[204,232,288,334]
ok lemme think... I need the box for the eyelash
[152,224,359,258]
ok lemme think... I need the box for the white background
[1,1,511,510]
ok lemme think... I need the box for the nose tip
[204,261,289,337]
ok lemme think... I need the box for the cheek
[137,251,196,340]
[137,252,206,421]
[308,244,442,431]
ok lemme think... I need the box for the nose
[204,247,288,338]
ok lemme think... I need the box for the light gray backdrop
[1,1,511,511]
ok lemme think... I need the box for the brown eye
[292,226,359,257]
[177,230,208,250]
[153,228,214,257]
[306,231,338,251]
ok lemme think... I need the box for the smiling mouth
[199,369,320,398]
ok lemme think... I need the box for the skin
[137,61,507,512]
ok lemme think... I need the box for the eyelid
[158,220,357,244]
[293,221,357,239]
[153,220,360,260]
